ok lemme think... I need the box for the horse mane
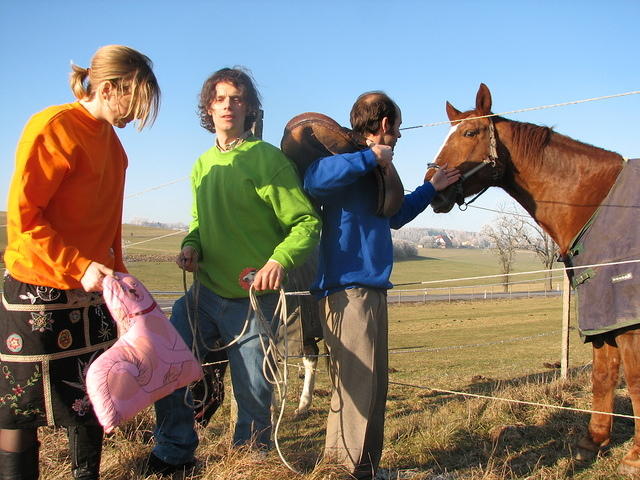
[496,116,622,170]
[495,116,552,167]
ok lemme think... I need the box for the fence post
[561,269,571,379]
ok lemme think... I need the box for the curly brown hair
[197,67,261,133]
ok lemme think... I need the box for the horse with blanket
[427,83,640,476]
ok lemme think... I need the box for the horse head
[427,83,504,213]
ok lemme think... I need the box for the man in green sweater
[147,67,321,475]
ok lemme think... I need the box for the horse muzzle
[431,183,461,213]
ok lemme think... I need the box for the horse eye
[463,129,479,137]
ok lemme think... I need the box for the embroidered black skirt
[0,274,117,428]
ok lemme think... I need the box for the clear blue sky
[1,1,638,232]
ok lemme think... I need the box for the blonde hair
[70,45,160,130]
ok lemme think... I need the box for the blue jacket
[303,148,436,296]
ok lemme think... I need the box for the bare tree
[481,211,528,293]
[519,221,559,290]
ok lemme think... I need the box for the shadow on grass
[394,256,441,263]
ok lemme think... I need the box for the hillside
[392,226,490,249]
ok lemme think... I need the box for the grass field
[38,297,630,480]
[4,219,635,479]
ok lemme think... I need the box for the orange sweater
[4,102,128,290]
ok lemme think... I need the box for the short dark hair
[197,67,262,133]
[350,91,399,136]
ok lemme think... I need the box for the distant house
[434,234,453,248]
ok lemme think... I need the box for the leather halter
[451,119,501,210]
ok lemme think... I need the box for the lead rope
[182,268,251,410]
[182,273,301,473]
[249,287,302,474]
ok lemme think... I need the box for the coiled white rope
[249,287,303,474]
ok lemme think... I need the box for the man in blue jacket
[304,91,460,479]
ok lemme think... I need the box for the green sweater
[182,138,321,298]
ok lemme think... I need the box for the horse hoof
[575,437,605,462]
[575,447,598,462]
[617,460,640,476]
[293,408,310,420]
[618,448,640,477]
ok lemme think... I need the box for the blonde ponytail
[68,45,160,130]
[69,64,91,100]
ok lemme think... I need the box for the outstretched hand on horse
[429,163,461,191]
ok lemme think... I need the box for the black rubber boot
[0,442,40,480]
[67,425,103,480]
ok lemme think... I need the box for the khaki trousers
[320,288,388,479]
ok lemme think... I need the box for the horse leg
[612,330,640,475]
[294,342,319,418]
[576,335,620,461]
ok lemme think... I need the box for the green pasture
[122,223,186,256]
[2,219,560,294]
[386,297,589,388]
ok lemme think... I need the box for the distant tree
[482,210,528,292]
[519,221,559,290]
[392,239,418,260]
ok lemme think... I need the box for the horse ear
[475,83,492,115]
[445,101,461,121]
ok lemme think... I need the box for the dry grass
[34,298,638,479]
[38,367,635,479]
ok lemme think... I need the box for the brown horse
[426,83,640,475]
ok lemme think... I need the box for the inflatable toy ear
[281,112,404,217]
[86,273,202,433]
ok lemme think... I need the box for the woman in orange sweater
[1,45,160,480]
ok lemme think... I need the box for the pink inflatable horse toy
[87,273,202,432]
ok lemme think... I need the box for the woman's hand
[81,262,115,292]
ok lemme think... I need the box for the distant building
[434,234,453,248]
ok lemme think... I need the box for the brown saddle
[281,112,404,217]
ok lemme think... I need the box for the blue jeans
[152,284,278,464]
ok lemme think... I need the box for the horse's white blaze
[432,124,459,164]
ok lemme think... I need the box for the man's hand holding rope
[252,259,284,291]
[177,246,199,272]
